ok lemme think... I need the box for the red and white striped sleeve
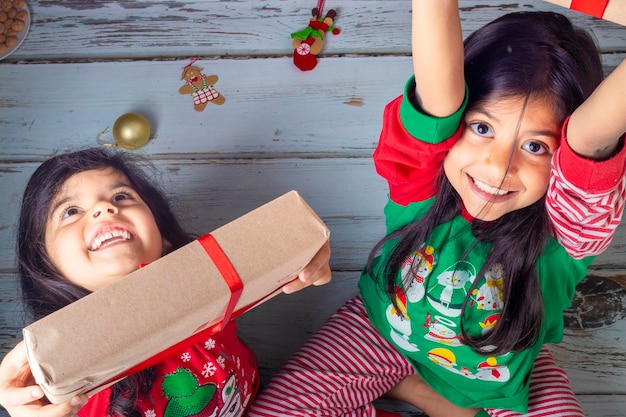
[546,122,626,259]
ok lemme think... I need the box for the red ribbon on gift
[198,233,244,331]
[571,0,610,18]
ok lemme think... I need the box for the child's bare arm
[386,374,480,417]
[411,0,465,117]
[567,59,626,160]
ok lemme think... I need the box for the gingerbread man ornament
[179,63,225,112]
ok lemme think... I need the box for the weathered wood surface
[5,1,626,62]
[1,1,626,416]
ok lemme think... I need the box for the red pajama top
[78,321,259,417]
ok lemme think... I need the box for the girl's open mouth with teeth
[468,174,512,198]
[89,228,134,251]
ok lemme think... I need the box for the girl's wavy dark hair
[17,147,194,416]
[367,12,603,355]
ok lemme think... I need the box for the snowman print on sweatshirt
[386,245,436,351]
[385,243,511,383]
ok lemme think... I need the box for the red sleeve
[373,95,462,206]
[546,117,626,258]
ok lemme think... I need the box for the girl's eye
[61,207,81,220]
[112,192,132,203]
[522,141,547,155]
[469,122,493,137]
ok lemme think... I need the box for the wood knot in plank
[563,275,626,330]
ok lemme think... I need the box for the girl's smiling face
[443,94,561,221]
[45,168,164,291]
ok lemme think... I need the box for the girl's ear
[162,238,173,255]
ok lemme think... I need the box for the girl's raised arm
[411,0,465,117]
[567,59,626,160]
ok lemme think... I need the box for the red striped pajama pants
[247,296,584,417]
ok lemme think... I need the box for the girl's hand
[0,341,87,417]
[282,241,331,294]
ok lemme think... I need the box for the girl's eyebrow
[467,107,496,121]
[110,182,133,190]
[516,120,560,139]
[528,129,559,139]
[49,195,74,218]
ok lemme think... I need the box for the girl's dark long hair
[18,147,194,416]
[368,12,603,355]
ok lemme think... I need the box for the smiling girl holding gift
[0,148,331,417]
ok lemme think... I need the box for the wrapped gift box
[23,190,330,404]
[544,0,626,26]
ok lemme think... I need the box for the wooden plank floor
[1,1,626,415]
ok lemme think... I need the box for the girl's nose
[486,144,518,177]
[92,202,118,218]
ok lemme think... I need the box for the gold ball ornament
[110,113,151,150]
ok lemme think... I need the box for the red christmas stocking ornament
[290,1,340,71]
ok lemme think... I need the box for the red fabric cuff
[558,117,626,192]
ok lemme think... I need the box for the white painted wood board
[5,1,626,62]
[0,57,412,159]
